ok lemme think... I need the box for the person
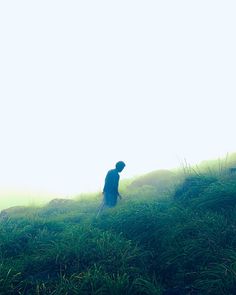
[97,161,126,216]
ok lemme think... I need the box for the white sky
[0,1,235,197]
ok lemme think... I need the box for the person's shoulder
[107,169,119,177]
[107,169,117,174]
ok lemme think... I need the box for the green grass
[1,152,236,294]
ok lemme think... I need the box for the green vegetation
[0,190,61,211]
[1,153,236,294]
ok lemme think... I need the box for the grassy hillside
[1,153,236,294]
[0,190,63,211]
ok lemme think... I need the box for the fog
[0,1,235,200]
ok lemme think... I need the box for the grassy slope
[0,190,63,211]
[1,153,236,294]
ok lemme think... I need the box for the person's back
[97,161,126,216]
[103,169,120,198]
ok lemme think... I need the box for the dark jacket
[103,169,120,195]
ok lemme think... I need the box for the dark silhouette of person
[97,161,126,216]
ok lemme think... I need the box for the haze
[0,1,235,200]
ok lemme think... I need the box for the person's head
[115,161,126,172]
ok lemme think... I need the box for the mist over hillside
[1,152,236,211]
[1,152,236,294]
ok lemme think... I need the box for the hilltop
[0,153,236,294]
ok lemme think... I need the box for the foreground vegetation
[1,153,236,294]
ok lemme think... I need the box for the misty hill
[129,169,175,187]
[1,153,236,294]
[128,169,183,196]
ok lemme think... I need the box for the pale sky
[0,1,235,197]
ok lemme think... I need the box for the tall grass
[1,152,236,294]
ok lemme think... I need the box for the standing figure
[97,161,126,216]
